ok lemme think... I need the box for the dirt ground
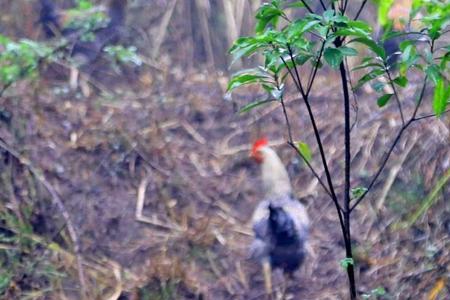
[1,55,450,300]
[0,2,449,297]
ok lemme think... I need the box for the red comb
[252,138,268,154]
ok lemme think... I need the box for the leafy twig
[350,77,429,212]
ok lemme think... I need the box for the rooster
[249,138,310,294]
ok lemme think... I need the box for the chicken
[249,138,310,294]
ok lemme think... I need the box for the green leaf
[78,0,93,10]
[255,3,283,33]
[351,187,367,199]
[0,34,11,45]
[372,81,386,93]
[324,47,343,69]
[432,78,447,116]
[351,61,384,72]
[362,287,387,299]
[426,64,441,86]
[333,21,372,38]
[401,44,416,64]
[229,37,268,65]
[339,46,358,57]
[239,99,275,113]
[375,0,395,27]
[286,1,305,8]
[377,93,393,107]
[393,76,408,87]
[296,141,312,163]
[340,257,354,270]
[347,20,372,33]
[355,68,385,89]
[334,28,369,39]
[285,19,321,40]
[349,37,386,59]
[295,54,313,66]
[322,10,335,23]
[227,70,272,91]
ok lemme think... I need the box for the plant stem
[339,57,357,299]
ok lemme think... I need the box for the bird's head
[251,138,269,163]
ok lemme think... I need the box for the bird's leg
[280,271,295,299]
[262,259,272,296]
[69,66,79,91]
[280,273,287,298]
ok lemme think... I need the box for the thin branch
[306,36,328,96]
[412,76,428,119]
[287,142,333,198]
[319,0,327,11]
[308,31,326,41]
[386,67,405,125]
[349,124,409,211]
[280,14,292,23]
[282,46,343,215]
[298,0,314,14]
[277,71,333,198]
[350,77,429,212]
[287,45,307,97]
[0,81,14,98]
[278,92,294,142]
[414,109,450,121]
[354,0,368,21]
[343,0,349,13]
[280,52,306,98]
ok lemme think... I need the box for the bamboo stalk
[151,0,178,59]
[195,0,215,68]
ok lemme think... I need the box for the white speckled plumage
[250,143,310,273]
[250,194,309,264]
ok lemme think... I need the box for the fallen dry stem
[0,139,88,300]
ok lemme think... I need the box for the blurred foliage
[0,206,66,298]
[0,35,52,86]
[63,0,108,35]
[361,286,388,299]
[0,0,137,94]
[104,45,142,66]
